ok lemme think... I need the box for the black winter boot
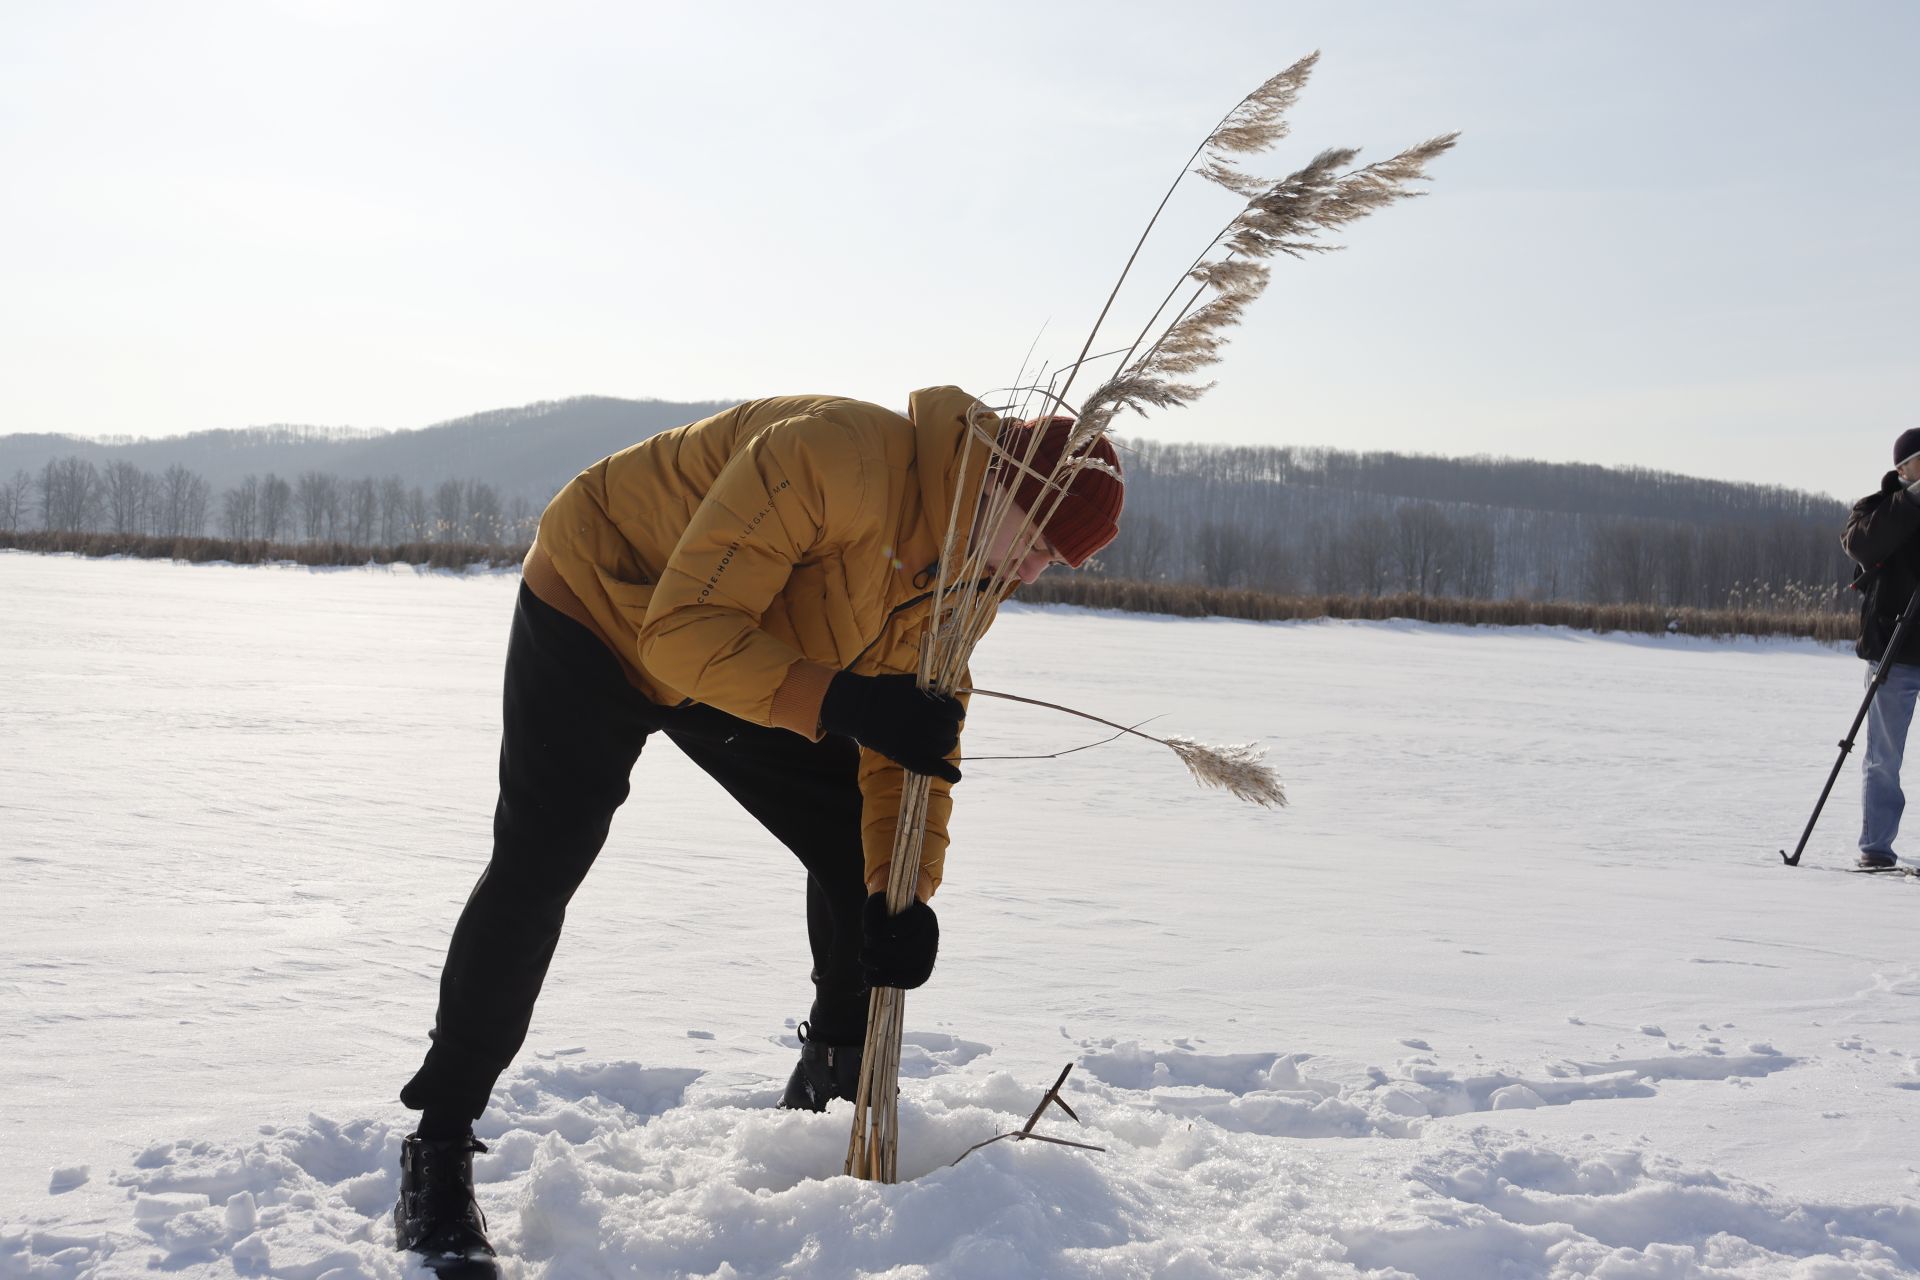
[1859,851,1899,869]
[779,1021,864,1111]
[394,1134,499,1275]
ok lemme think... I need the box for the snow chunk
[132,1192,209,1221]
[1375,1088,1431,1118]
[224,1190,258,1235]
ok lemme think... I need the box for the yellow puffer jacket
[523,386,999,894]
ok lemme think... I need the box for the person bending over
[392,390,1123,1267]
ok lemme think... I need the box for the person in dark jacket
[1841,426,1920,869]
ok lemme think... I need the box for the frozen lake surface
[3,551,1917,1278]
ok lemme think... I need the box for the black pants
[400,584,870,1123]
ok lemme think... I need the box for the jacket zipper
[845,577,998,672]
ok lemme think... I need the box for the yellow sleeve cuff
[769,659,837,740]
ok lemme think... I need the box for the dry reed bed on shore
[1015,575,1857,643]
[0,529,528,570]
[1,532,1853,643]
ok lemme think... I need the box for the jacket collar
[905,386,996,574]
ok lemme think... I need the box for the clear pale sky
[2,1,1913,501]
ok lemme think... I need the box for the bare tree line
[4,442,1858,615]
[5,457,537,548]
[1095,442,1853,613]
[1122,440,1840,523]
[1100,503,1845,612]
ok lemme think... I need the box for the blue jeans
[1861,661,1920,856]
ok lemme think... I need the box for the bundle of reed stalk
[845,53,1455,1182]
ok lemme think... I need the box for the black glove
[862,892,939,989]
[1883,470,1903,496]
[819,671,963,783]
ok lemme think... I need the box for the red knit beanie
[995,417,1125,568]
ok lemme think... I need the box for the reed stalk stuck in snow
[846,56,1453,1182]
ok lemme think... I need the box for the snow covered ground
[4,550,1918,1279]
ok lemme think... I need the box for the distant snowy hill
[0,396,733,504]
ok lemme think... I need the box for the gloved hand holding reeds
[820,670,965,783]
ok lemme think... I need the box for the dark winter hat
[1897,428,1920,466]
[994,418,1124,568]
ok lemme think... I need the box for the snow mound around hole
[7,1048,1915,1279]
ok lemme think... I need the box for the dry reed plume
[1167,737,1287,808]
[964,686,1287,809]
[846,55,1455,1184]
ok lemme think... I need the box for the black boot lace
[401,1136,493,1256]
